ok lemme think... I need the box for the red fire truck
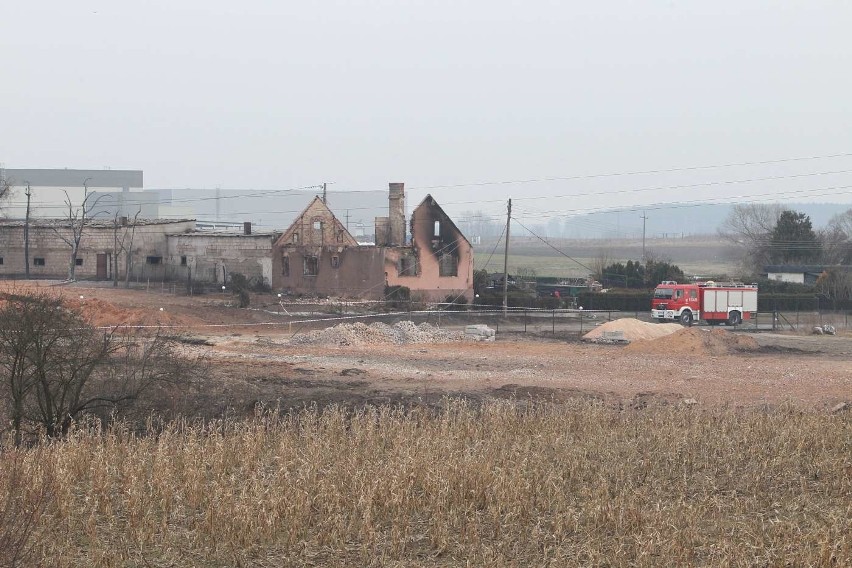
[651,281,758,326]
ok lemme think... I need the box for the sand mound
[625,327,759,356]
[290,321,464,346]
[582,318,682,343]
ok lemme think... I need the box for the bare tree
[0,178,9,203]
[124,210,141,288]
[0,291,198,442]
[590,248,611,282]
[51,179,106,281]
[718,204,783,272]
[112,209,141,288]
[0,174,13,218]
[820,208,852,265]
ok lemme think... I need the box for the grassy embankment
[2,400,849,567]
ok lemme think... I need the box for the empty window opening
[433,221,441,236]
[181,256,187,266]
[313,220,322,231]
[34,258,45,266]
[282,256,290,277]
[398,255,417,276]
[146,256,162,265]
[303,256,318,276]
[292,233,299,244]
[75,258,83,266]
[336,231,344,243]
[438,253,458,277]
[331,256,340,269]
[0,257,4,265]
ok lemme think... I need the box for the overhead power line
[510,168,852,205]
[409,151,852,191]
[510,216,595,273]
[506,183,852,222]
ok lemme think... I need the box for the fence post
[524,308,527,333]
[552,309,555,334]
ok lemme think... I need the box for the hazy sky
[4,1,852,226]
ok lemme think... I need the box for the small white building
[764,265,827,286]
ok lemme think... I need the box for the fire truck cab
[651,281,758,326]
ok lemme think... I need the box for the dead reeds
[1,400,849,567]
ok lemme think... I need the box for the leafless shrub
[0,291,200,443]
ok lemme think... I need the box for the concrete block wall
[168,233,277,286]
[0,220,195,281]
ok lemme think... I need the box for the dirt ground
[3,280,850,413]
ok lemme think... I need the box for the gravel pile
[290,321,464,346]
[582,318,682,343]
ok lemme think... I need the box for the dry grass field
[2,402,851,567]
[0,281,850,566]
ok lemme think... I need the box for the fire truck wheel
[726,311,741,326]
[679,311,693,326]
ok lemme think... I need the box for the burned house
[273,183,474,302]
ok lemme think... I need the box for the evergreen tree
[770,210,821,265]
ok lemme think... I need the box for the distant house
[273,184,474,302]
[764,265,828,286]
[486,273,516,289]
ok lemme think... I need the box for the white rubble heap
[464,324,496,341]
[289,321,467,346]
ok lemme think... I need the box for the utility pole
[641,211,648,288]
[502,198,512,317]
[24,183,31,278]
[322,183,327,205]
[345,209,350,231]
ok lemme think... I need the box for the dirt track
[3,281,850,413]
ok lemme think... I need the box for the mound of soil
[69,298,196,328]
[625,327,759,356]
[582,318,682,343]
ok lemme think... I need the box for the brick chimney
[388,183,405,246]
[243,221,252,235]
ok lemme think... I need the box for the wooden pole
[502,198,512,317]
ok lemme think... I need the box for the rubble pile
[290,321,465,346]
[812,324,837,336]
[465,324,496,342]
